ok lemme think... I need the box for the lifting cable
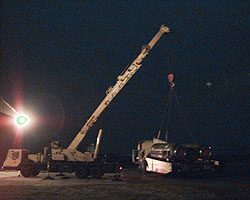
[172,87,195,144]
[165,34,174,142]
[157,34,174,141]
[156,84,173,140]
[157,75,195,144]
[157,34,195,143]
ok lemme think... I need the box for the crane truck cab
[2,148,47,177]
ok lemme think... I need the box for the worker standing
[141,157,148,175]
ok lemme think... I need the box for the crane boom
[67,25,171,150]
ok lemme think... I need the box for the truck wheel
[32,164,41,177]
[32,169,40,177]
[20,159,35,177]
[90,167,104,179]
[75,167,89,179]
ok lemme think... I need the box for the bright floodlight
[15,114,28,126]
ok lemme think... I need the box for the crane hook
[168,74,175,88]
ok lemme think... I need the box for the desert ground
[0,169,249,200]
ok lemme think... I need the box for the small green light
[16,115,28,125]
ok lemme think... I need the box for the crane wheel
[75,167,89,179]
[20,159,35,177]
[90,167,104,179]
[32,163,41,177]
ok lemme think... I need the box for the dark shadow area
[0,113,15,168]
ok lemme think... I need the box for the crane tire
[75,167,89,179]
[90,167,104,179]
[20,159,35,177]
[32,163,41,177]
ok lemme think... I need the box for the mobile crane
[2,25,171,178]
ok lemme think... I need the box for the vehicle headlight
[200,147,212,159]
[174,147,186,159]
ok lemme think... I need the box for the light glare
[14,114,29,126]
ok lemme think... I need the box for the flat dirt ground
[0,169,249,200]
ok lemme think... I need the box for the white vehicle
[2,25,171,178]
[133,139,219,174]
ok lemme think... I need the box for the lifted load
[133,139,219,175]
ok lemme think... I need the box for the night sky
[1,1,249,157]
